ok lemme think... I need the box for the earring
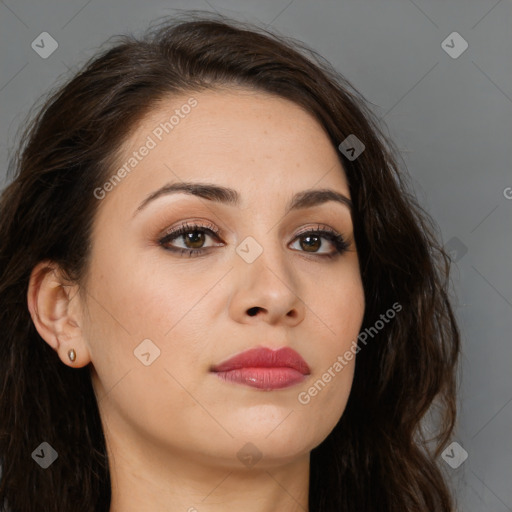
[68,348,76,362]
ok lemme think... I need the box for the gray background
[1,0,511,510]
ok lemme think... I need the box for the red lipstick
[210,347,310,390]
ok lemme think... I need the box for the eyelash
[158,221,350,259]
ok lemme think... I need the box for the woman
[0,12,460,512]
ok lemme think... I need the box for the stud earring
[68,348,76,362]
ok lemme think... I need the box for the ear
[27,260,91,368]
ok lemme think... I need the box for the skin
[28,88,365,512]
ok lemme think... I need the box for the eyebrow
[134,181,353,216]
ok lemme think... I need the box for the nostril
[247,307,261,316]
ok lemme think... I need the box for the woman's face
[80,88,365,469]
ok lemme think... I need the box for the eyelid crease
[160,219,221,238]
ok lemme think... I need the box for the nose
[228,244,306,327]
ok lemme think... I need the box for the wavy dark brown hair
[0,11,460,512]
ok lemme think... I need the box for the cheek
[83,247,229,405]
[294,266,364,424]
[84,250,215,437]
[87,241,222,341]
[321,287,364,336]
[313,262,365,349]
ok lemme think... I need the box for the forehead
[100,87,350,213]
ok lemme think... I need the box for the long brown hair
[0,11,460,511]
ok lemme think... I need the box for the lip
[210,347,310,390]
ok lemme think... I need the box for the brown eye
[159,222,223,256]
[181,230,206,249]
[290,227,349,257]
[299,234,322,252]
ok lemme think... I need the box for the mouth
[210,346,310,391]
